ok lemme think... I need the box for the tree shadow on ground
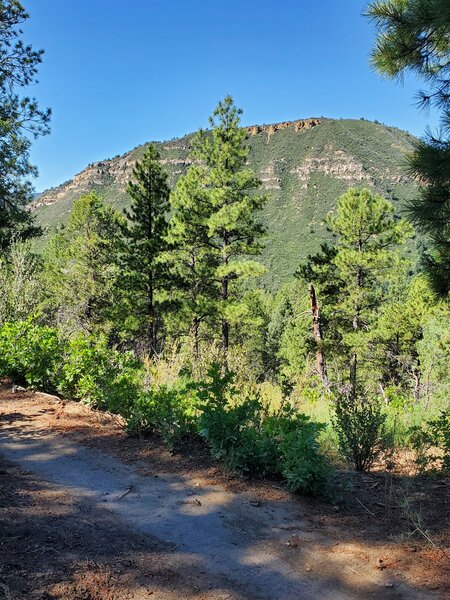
[0,386,448,599]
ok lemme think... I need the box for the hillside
[31,118,419,288]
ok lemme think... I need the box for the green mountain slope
[31,118,419,288]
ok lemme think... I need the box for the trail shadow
[0,422,440,600]
[0,412,34,424]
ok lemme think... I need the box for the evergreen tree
[43,192,123,337]
[367,0,450,296]
[168,166,219,355]
[372,275,435,398]
[298,188,413,387]
[0,0,51,250]
[121,144,170,355]
[169,96,266,360]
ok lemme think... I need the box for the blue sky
[22,0,438,192]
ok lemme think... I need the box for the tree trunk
[192,316,200,361]
[221,277,229,356]
[309,285,328,386]
[147,270,155,356]
[350,352,357,393]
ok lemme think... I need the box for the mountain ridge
[31,117,419,288]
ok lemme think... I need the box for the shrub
[409,410,450,473]
[0,320,61,390]
[265,404,330,494]
[196,364,330,492]
[58,333,141,415]
[333,386,386,471]
[126,380,198,448]
[279,424,329,495]
[0,322,141,413]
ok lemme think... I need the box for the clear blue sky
[22,0,438,192]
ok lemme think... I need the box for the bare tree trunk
[147,270,155,356]
[221,277,229,370]
[192,316,200,361]
[309,285,328,386]
[350,352,357,393]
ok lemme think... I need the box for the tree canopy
[367,0,450,297]
[0,0,51,250]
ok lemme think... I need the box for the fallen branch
[355,496,377,518]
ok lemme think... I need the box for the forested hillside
[31,118,419,287]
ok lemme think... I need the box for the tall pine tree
[298,188,413,387]
[121,144,170,355]
[0,0,51,250]
[367,0,450,296]
[169,96,266,361]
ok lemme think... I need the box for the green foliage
[0,241,42,325]
[169,96,267,353]
[120,144,171,353]
[298,188,413,387]
[333,386,386,472]
[408,139,450,297]
[410,410,450,473]
[268,280,312,382]
[367,0,450,296]
[58,334,141,415]
[196,365,273,476]
[0,320,141,413]
[367,0,450,128]
[278,422,329,496]
[126,381,198,449]
[42,192,124,338]
[196,364,330,493]
[0,0,50,249]
[0,320,61,390]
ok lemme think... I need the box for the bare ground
[0,382,448,599]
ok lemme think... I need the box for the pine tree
[298,188,413,387]
[169,96,266,361]
[0,1,51,250]
[121,144,170,355]
[367,0,450,296]
[168,166,219,356]
[43,192,123,337]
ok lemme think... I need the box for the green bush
[265,404,329,494]
[196,364,330,492]
[196,365,276,476]
[58,333,141,415]
[409,410,450,473]
[280,425,329,495]
[0,320,61,390]
[333,386,386,472]
[0,321,141,414]
[126,380,198,448]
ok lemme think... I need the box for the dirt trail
[0,387,445,599]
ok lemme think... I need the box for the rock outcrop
[246,118,322,137]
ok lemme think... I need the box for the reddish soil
[0,382,448,599]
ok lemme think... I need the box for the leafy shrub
[126,380,198,448]
[265,404,329,494]
[196,365,275,476]
[0,320,61,390]
[409,410,450,473]
[333,386,386,472]
[196,364,330,492]
[58,333,141,415]
[279,424,329,495]
[0,322,141,414]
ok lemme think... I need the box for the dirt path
[1,385,448,599]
